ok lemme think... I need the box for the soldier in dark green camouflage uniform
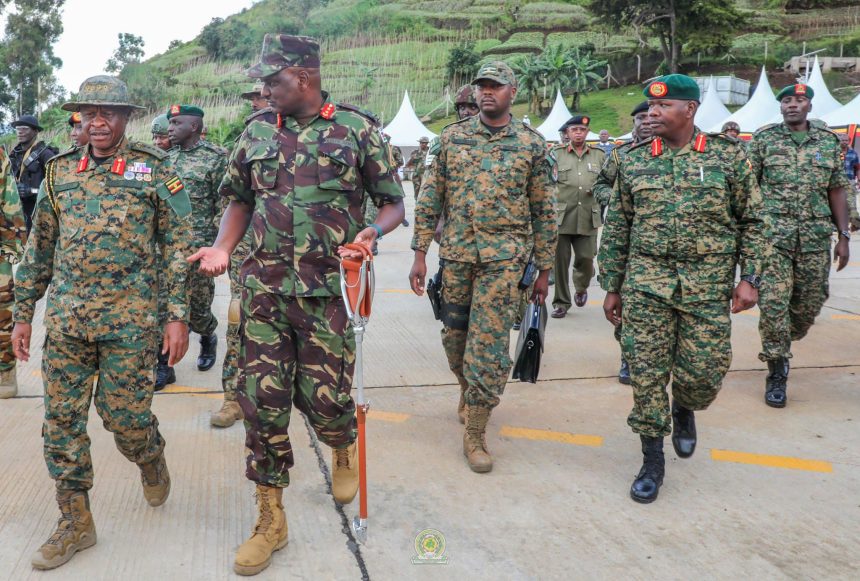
[12,75,193,570]
[748,83,851,409]
[599,75,768,504]
[189,35,405,576]
[407,136,430,198]
[409,61,557,474]
[0,147,27,399]
[592,100,652,385]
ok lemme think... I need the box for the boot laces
[253,491,274,534]
[335,448,350,468]
[46,500,77,545]
[141,458,162,486]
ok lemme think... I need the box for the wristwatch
[740,274,762,289]
[839,229,851,240]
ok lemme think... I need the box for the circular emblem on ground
[649,82,668,98]
[411,528,448,564]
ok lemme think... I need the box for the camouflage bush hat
[167,104,204,119]
[151,114,169,135]
[61,75,144,112]
[241,82,264,100]
[644,74,700,102]
[776,83,814,101]
[454,84,477,105]
[471,61,517,87]
[247,34,321,79]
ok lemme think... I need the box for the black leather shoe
[671,401,697,458]
[630,435,664,504]
[155,353,175,392]
[765,357,789,408]
[618,358,631,385]
[197,334,218,371]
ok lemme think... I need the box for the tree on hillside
[0,0,65,120]
[106,33,145,74]
[358,66,378,105]
[588,0,744,74]
[565,47,606,111]
[446,43,481,89]
[509,53,545,115]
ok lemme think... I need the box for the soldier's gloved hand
[188,246,229,276]
[11,322,31,362]
[731,281,758,313]
[603,292,622,326]
[409,252,427,296]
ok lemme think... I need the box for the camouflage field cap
[247,34,321,79]
[61,75,145,112]
[454,84,477,105]
[151,114,169,135]
[776,83,814,102]
[471,61,517,87]
[241,82,265,100]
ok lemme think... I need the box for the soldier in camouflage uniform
[0,147,27,399]
[749,83,851,409]
[189,35,404,576]
[550,115,606,319]
[599,75,768,504]
[407,136,430,198]
[164,105,227,377]
[409,61,557,473]
[362,130,406,251]
[68,112,88,148]
[151,114,171,151]
[592,100,652,385]
[241,82,269,113]
[12,75,193,570]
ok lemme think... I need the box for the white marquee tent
[695,77,732,130]
[383,91,436,147]
[806,55,844,119]
[821,91,860,127]
[708,67,780,133]
[535,90,600,141]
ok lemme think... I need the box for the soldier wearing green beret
[13,75,194,569]
[189,34,405,575]
[749,83,851,408]
[599,74,768,503]
[151,114,171,151]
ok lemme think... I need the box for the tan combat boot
[210,400,243,428]
[463,405,493,473]
[31,490,97,570]
[139,453,171,507]
[0,367,17,399]
[331,442,359,504]
[234,485,288,576]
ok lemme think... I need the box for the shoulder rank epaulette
[427,137,442,157]
[46,145,81,165]
[628,136,655,153]
[810,119,841,141]
[522,122,546,141]
[129,141,167,160]
[336,102,381,126]
[246,107,279,125]
[753,123,780,136]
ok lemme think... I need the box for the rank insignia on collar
[693,134,707,153]
[651,138,664,157]
[277,113,283,128]
[77,156,89,173]
[111,158,126,175]
[165,175,184,194]
[320,103,336,120]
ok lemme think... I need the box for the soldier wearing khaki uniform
[551,115,606,318]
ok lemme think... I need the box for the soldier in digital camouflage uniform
[407,136,430,198]
[163,105,227,380]
[12,75,193,570]
[592,100,652,385]
[598,75,768,504]
[151,114,171,151]
[0,147,27,399]
[409,61,557,474]
[189,35,404,576]
[749,83,851,409]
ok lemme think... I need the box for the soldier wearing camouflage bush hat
[151,114,171,151]
[241,82,268,114]
[60,75,145,111]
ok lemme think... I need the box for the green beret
[644,74,700,102]
[166,104,204,119]
[776,83,814,102]
[151,114,169,135]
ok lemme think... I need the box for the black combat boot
[630,435,665,504]
[618,358,631,385]
[671,401,696,458]
[765,357,789,408]
[154,353,175,392]
[197,334,218,371]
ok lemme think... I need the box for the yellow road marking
[380,289,413,294]
[500,426,603,447]
[159,385,210,394]
[368,410,411,423]
[710,449,832,473]
[832,314,860,321]
[735,310,760,317]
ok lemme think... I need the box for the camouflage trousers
[412,176,422,200]
[440,259,523,410]
[758,247,830,362]
[239,288,356,488]
[0,261,14,372]
[221,233,252,401]
[622,290,731,437]
[42,332,165,491]
[552,234,596,309]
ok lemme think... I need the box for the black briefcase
[512,301,547,383]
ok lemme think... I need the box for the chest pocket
[687,167,729,219]
[318,141,358,191]
[53,182,82,245]
[245,141,279,191]
[763,157,793,185]
[493,144,531,194]
[811,154,836,189]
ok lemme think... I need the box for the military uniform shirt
[553,143,606,235]
[169,140,228,245]
[14,138,194,340]
[0,149,26,262]
[748,120,851,253]
[219,93,404,297]
[411,115,558,270]
[599,130,768,303]
[592,140,634,207]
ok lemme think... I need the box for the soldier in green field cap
[749,83,851,409]
[598,74,768,504]
[188,34,405,575]
[13,75,194,570]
